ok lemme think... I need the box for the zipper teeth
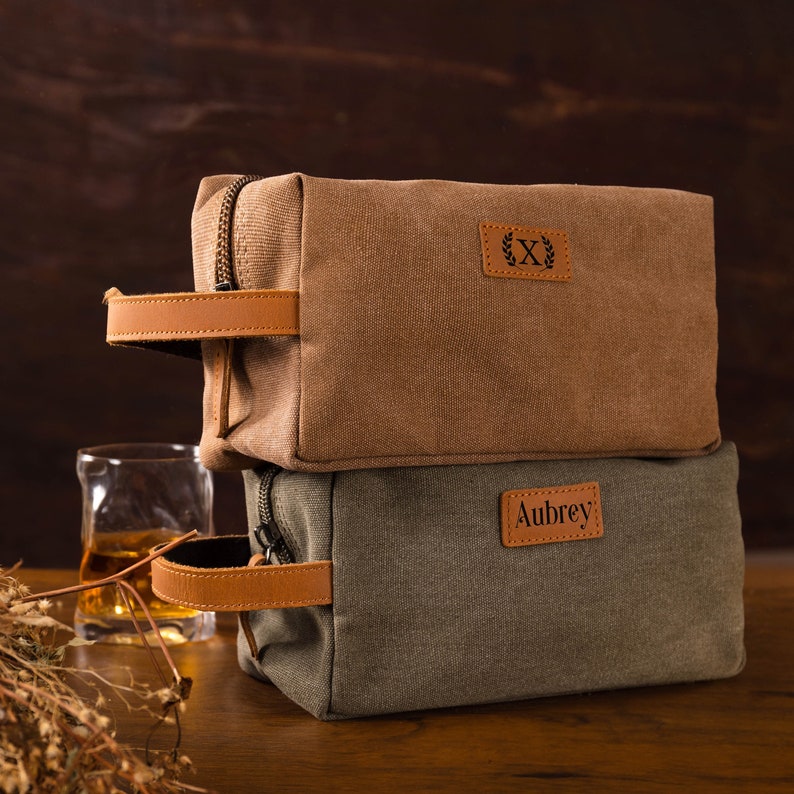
[272,538,292,566]
[256,465,278,526]
[256,466,295,565]
[215,174,265,289]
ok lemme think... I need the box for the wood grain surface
[0,1,791,566]
[16,558,794,793]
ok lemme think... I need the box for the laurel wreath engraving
[501,231,555,270]
[502,232,517,267]
[541,235,555,268]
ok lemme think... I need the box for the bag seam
[296,174,306,462]
[290,435,723,468]
[326,468,339,719]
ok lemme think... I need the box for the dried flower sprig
[0,534,214,793]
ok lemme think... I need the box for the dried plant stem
[115,582,171,688]
[18,530,199,603]
[114,579,186,760]
[116,578,182,685]
[0,679,137,789]
[1,535,212,792]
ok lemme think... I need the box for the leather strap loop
[150,535,332,612]
[104,287,299,358]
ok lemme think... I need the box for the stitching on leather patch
[500,482,602,547]
[480,222,571,281]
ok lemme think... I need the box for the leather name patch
[501,482,603,547]
[479,222,571,281]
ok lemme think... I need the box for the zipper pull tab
[252,465,294,565]
[253,522,278,565]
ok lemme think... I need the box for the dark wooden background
[0,0,791,567]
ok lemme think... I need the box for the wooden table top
[16,554,794,793]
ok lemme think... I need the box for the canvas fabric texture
[192,174,720,473]
[238,442,744,720]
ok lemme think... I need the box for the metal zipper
[212,175,294,565]
[253,465,295,565]
[214,174,265,291]
[210,174,265,439]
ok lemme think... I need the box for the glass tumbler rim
[77,442,201,465]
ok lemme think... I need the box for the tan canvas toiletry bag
[105,174,720,472]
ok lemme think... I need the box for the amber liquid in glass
[77,528,197,621]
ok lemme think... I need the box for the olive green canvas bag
[150,443,744,719]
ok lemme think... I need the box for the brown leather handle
[104,287,299,358]
[150,536,332,612]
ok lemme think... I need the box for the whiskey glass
[74,442,215,645]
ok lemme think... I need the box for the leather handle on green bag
[150,535,332,612]
[103,287,300,358]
